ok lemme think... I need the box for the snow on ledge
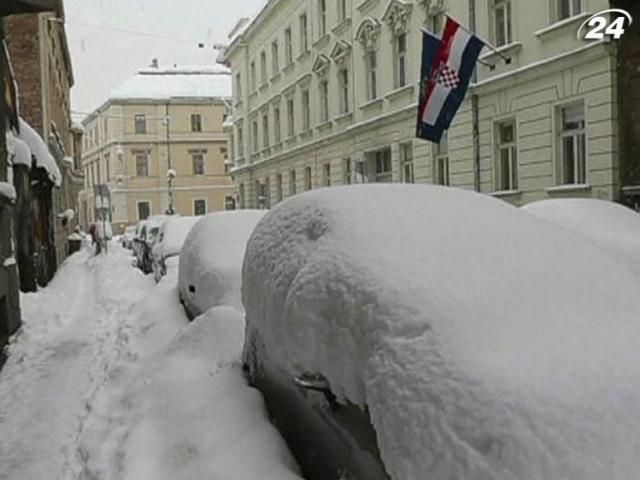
[18,118,62,187]
[0,181,17,203]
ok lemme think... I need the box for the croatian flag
[416,16,484,142]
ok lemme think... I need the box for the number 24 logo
[578,9,633,40]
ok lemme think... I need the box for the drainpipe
[469,0,481,192]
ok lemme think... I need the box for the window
[222,147,230,173]
[105,153,111,182]
[250,61,257,91]
[252,120,259,153]
[318,0,327,36]
[433,132,450,186]
[272,40,279,74]
[492,0,512,47]
[192,151,205,175]
[137,201,151,220]
[287,98,295,137]
[262,114,270,148]
[191,113,202,132]
[400,143,414,183]
[339,69,349,114]
[301,90,310,131]
[239,183,246,209]
[338,0,347,21]
[225,196,236,210]
[260,51,267,85]
[103,118,108,141]
[193,199,207,216]
[395,33,407,88]
[276,173,283,202]
[135,153,149,177]
[558,102,586,185]
[300,13,308,53]
[289,169,297,195]
[374,149,392,183]
[285,27,293,65]
[323,162,331,186]
[343,158,352,184]
[495,120,518,191]
[237,126,244,157]
[366,51,378,100]
[318,79,329,123]
[257,180,270,209]
[274,107,281,143]
[235,73,242,98]
[134,114,147,134]
[558,0,582,20]
[304,166,312,190]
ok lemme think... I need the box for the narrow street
[0,246,301,480]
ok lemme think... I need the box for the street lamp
[166,168,176,215]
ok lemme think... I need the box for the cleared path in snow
[0,248,152,480]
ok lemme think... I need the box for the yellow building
[79,65,235,232]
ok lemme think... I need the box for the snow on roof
[17,118,61,186]
[0,182,16,203]
[109,65,232,101]
[243,184,640,480]
[5,131,32,168]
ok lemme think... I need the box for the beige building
[79,65,235,232]
[221,0,632,209]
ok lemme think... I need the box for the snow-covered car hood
[242,184,640,480]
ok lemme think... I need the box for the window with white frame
[289,169,297,194]
[301,90,310,131]
[191,113,202,132]
[323,162,331,186]
[274,107,281,143]
[493,0,512,47]
[260,51,267,85]
[339,69,349,114]
[276,173,283,202]
[338,0,348,21]
[262,114,269,149]
[137,201,151,220]
[495,119,518,191]
[433,132,450,186]
[252,120,259,153]
[250,61,257,91]
[300,13,309,53]
[191,151,205,175]
[193,199,207,216]
[135,152,149,176]
[304,166,312,190]
[319,79,329,123]
[272,40,279,74]
[395,33,407,88]
[557,0,582,21]
[287,98,295,137]
[318,0,327,36]
[400,142,414,183]
[285,27,293,65]
[237,126,244,157]
[374,149,392,183]
[558,101,586,185]
[343,157,352,184]
[134,114,147,134]
[366,50,378,100]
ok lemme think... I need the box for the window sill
[384,84,415,102]
[332,17,352,36]
[313,33,331,49]
[490,189,522,198]
[479,41,522,61]
[316,120,333,132]
[535,12,592,38]
[297,50,311,62]
[359,97,383,111]
[270,72,282,83]
[545,183,592,193]
[282,62,295,74]
[334,111,353,124]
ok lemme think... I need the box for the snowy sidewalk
[0,246,302,480]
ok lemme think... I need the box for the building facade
[222,0,627,210]
[79,66,235,233]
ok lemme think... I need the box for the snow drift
[242,184,640,480]
[178,210,265,316]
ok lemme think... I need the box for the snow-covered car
[178,210,265,319]
[151,215,200,282]
[121,225,137,250]
[133,215,167,273]
[521,198,640,266]
[242,184,640,480]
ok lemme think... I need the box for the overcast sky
[65,0,264,118]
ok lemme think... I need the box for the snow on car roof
[242,184,640,480]
[153,215,201,259]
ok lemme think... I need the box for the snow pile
[242,184,640,480]
[178,210,265,316]
[522,198,640,265]
[152,216,200,260]
[17,118,61,186]
[0,181,16,203]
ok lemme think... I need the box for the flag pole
[444,13,512,64]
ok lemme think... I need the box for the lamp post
[166,168,176,215]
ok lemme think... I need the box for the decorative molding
[382,0,413,35]
[356,18,382,51]
[330,40,352,66]
[357,0,379,15]
[418,0,445,16]
[313,54,331,77]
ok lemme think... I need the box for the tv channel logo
[578,9,633,40]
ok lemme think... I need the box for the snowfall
[0,245,302,480]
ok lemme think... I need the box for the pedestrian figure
[89,223,101,255]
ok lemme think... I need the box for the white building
[221,0,631,209]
